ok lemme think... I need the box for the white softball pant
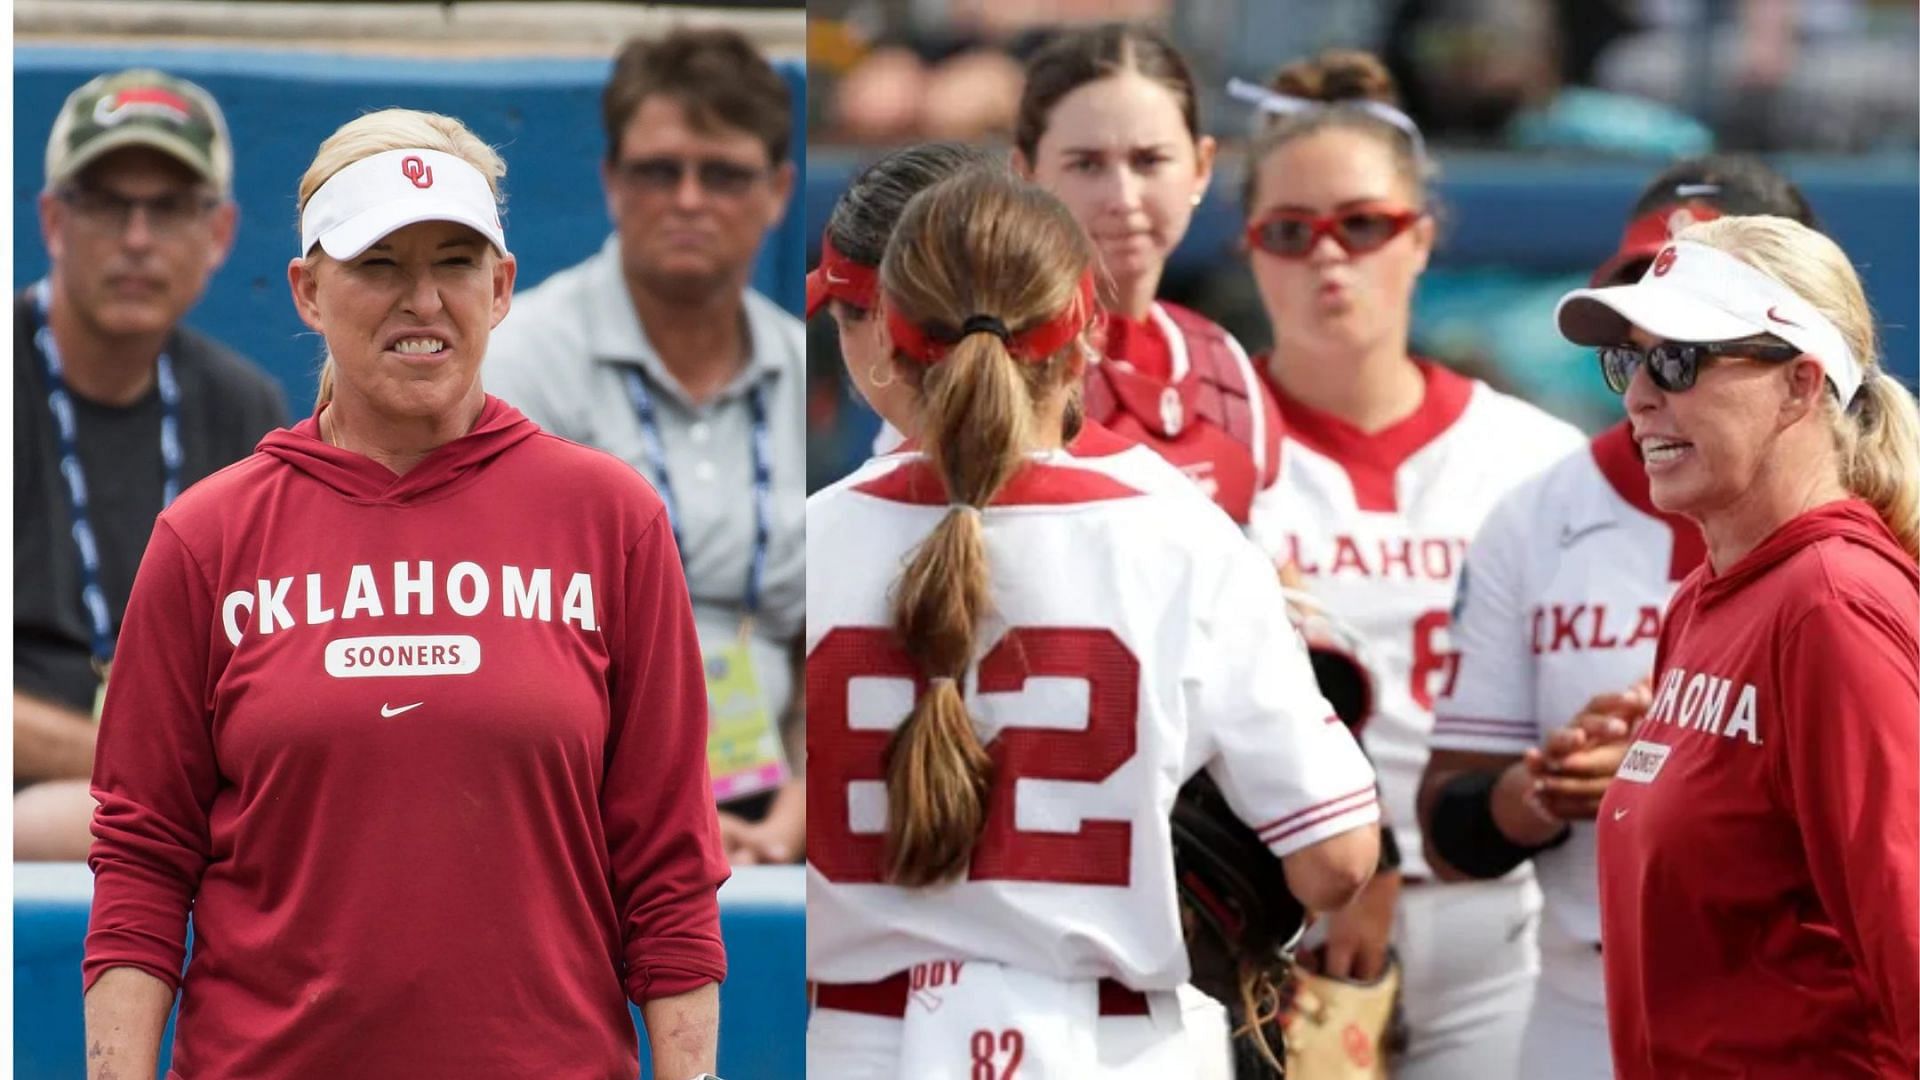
[805,983,1232,1079]
[1390,875,1541,1080]
[1516,914,1612,1080]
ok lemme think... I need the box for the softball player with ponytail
[805,169,1380,1079]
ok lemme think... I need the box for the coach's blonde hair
[877,170,1093,886]
[298,109,507,408]
[1679,215,1920,560]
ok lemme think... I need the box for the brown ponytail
[877,169,1093,885]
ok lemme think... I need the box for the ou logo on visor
[1652,246,1678,277]
[401,155,434,189]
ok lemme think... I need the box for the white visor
[300,147,507,260]
[1555,239,1860,405]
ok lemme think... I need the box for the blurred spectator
[1385,0,1714,156]
[16,69,289,860]
[1593,0,1919,152]
[486,28,807,867]
[816,0,1171,142]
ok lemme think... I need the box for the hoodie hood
[1698,498,1917,607]
[257,394,540,504]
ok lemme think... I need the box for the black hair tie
[959,314,1012,343]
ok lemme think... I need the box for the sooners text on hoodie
[84,397,728,1080]
[1598,500,1919,1079]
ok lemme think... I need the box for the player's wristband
[1428,770,1569,879]
[1376,820,1402,874]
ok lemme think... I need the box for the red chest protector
[1085,303,1281,525]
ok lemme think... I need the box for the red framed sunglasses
[1245,204,1423,259]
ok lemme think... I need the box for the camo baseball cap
[45,69,234,196]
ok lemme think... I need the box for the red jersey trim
[1250,783,1376,837]
[1260,790,1378,846]
[889,421,1133,462]
[1431,715,1538,739]
[1590,421,1707,581]
[853,424,1144,508]
[1265,359,1475,513]
[1101,309,1176,383]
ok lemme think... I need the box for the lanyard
[621,366,772,617]
[32,281,183,665]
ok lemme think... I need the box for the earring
[868,361,896,389]
[1191,192,1204,207]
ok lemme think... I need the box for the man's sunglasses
[58,187,219,235]
[1245,204,1423,259]
[1598,340,1803,394]
[611,156,767,197]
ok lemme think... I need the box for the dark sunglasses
[1598,340,1803,394]
[58,186,218,235]
[612,156,766,197]
[1245,204,1423,259]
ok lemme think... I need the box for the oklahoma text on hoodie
[1598,499,1919,1079]
[84,397,728,1079]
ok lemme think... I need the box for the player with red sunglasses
[1011,24,1284,530]
[1235,50,1585,1080]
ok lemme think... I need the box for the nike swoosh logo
[380,702,423,718]
[1560,521,1615,548]
[1613,807,1630,821]
[1767,306,1802,329]
[825,270,850,285]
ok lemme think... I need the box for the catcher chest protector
[1084,303,1278,525]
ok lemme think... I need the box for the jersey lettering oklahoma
[806,423,1377,988]
[1433,421,1702,943]
[1250,361,1585,877]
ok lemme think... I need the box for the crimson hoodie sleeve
[1776,596,1920,1060]
[605,508,730,1003]
[84,519,220,993]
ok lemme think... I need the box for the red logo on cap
[1768,306,1802,329]
[94,87,193,128]
[1651,247,1678,277]
[401,156,434,189]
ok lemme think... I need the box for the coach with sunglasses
[15,70,287,861]
[486,29,807,868]
[1557,216,1919,1078]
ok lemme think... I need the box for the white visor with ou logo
[1555,239,1861,405]
[300,147,508,261]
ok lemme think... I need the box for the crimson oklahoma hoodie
[1598,499,1918,1079]
[84,396,728,1079]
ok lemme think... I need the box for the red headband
[1590,201,1724,286]
[886,272,1098,366]
[805,237,880,318]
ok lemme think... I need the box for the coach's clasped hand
[1524,682,1651,821]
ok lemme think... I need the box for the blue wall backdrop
[15,44,808,413]
[15,863,804,1080]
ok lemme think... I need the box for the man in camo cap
[16,69,286,860]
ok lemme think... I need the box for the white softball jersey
[1432,421,1701,946]
[1249,361,1586,879]
[805,423,1379,989]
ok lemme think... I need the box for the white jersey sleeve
[1430,477,1545,754]
[1247,476,1287,552]
[1191,536,1379,856]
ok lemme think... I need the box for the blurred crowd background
[804,0,1920,488]
[14,0,807,413]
